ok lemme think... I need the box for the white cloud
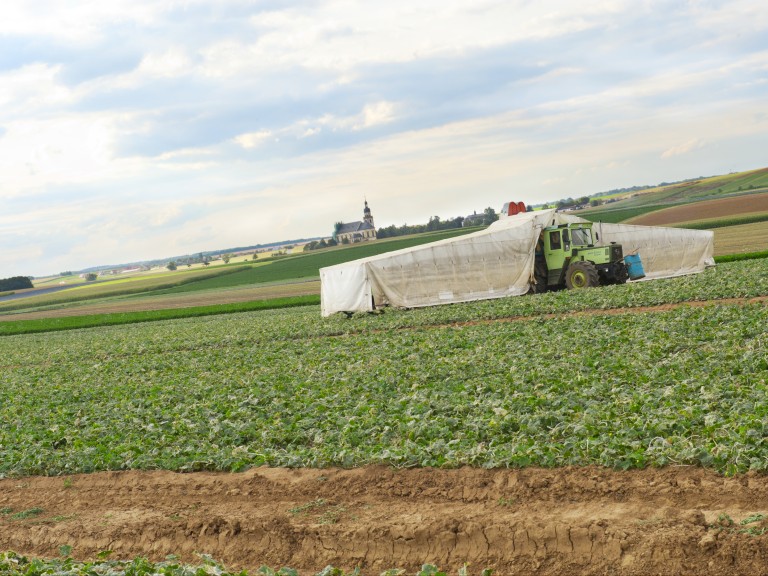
[360,101,396,129]
[2,0,768,277]
[137,48,193,79]
[234,101,397,147]
[234,130,274,149]
[0,64,72,111]
[661,139,706,159]
[0,116,115,197]
[0,1,186,43]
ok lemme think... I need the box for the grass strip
[0,295,320,336]
[714,250,768,263]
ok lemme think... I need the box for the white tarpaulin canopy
[320,208,714,316]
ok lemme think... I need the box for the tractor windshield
[570,227,592,246]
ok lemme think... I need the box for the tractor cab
[533,222,629,292]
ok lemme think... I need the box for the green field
[157,228,481,294]
[578,205,668,223]
[1,259,766,477]
[0,295,320,336]
[0,266,250,313]
[2,229,480,316]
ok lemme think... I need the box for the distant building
[463,211,484,227]
[334,201,377,243]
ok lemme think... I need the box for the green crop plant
[0,258,766,476]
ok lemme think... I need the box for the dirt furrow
[2,466,768,574]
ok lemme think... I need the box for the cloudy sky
[1,0,767,277]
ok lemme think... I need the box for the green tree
[84,273,97,281]
[166,261,177,271]
[482,207,499,225]
[222,253,232,264]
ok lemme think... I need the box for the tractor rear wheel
[565,261,599,289]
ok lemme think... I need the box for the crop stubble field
[1,259,768,574]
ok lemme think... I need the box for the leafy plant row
[0,259,766,476]
[0,552,485,576]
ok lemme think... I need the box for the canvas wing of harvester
[319,208,714,317]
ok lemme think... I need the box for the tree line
[377,207,498,239]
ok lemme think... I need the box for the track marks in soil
[3,466,768,575]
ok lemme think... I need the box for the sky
[1,0,767,277]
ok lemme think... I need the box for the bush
[0,276,33,291]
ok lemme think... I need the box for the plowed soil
[628,191,768,226]
[3,466,768,575]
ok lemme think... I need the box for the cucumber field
[1,257,767,574]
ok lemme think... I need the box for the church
[333,201,377,244]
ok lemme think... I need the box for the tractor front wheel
[565,261,599,289]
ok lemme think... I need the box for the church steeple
[363,199,374,227]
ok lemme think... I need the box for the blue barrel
[624,253,646,280]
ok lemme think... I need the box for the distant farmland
[627,191,768,226]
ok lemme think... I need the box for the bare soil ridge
[2,467,768,575]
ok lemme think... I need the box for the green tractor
[532,222,636,293]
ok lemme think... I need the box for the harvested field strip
[713,222,768,257]
[1,273,766,475]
